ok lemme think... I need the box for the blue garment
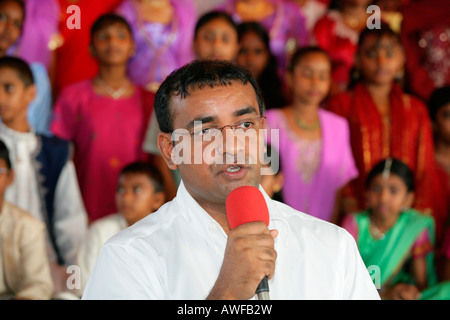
[28,63,53,136]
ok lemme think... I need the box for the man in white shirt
[83,60,380,300]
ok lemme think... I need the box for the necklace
[295,115,320,131]
[369,217,386,240]
[95,77,128,99]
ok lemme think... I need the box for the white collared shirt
[83,181,380,300]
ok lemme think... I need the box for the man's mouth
[220,164,249,179]
[226,166,242,173]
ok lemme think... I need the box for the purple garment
[220,0,308,72]
[117,0,196,88]
[265,108,358,221]
[7,0,60,69]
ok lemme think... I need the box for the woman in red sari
[328,25,435,218]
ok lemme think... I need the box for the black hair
[365,158,415,192]
[357,23,402,51]
[0,56,33,87]
[237,21,287,110]
[194,10,238,38]
[154,59,265,133]
[90,13,133,43]
[120,161,164,193]
[287,46,331,73]
[0,139,11,170]
[428,86,450,122]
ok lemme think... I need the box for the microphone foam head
[226,186,269,229]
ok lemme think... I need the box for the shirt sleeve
[53,160,89,265]
[82,240,164,300]
[340,229,381,299]
[15,217,54,300]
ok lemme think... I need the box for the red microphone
[226,186,271,300]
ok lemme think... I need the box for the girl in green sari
[342,158,440,299]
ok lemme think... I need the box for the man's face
[159,81,265,208]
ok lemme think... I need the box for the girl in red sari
[328,25,435,219]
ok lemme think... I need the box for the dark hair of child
[0,56,34,87]
[428,86,450,123]
[365,158,415,192]
[237,21,287,110]
[194,10,238,38]
[120,161,164,193]
[287,46,331,73]
[90,13,133,43]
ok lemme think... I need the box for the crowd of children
[0,0,449,300]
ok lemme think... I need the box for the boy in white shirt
[76,161,165,296]
[0,56,88,298]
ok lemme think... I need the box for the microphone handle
[256,276,270,300]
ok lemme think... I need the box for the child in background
[221,0,308,76]
[52,0,123,95]
[0,140,53,300]
[7,0,59,69]
[116,0,196,92]
[341,158,437,300]
[328,25,435,218]
[76,161,165,297]
[312,0,372,94]
[427,86,450,249]
[237,21,287,110]
[193,10,239,62]
[0,56,87,298]
[265,46,357,223]
[142,10,240,202]
[0,0,52,136]
[51,14,154,223]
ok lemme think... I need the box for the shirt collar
[174,180,291,248]
[0,122,36,141]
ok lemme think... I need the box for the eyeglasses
[0,168,9,174]
[184,116,266,141]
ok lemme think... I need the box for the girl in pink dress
[51,14,153,223]
[265,47,357,223]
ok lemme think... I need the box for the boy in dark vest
[0,56,88,298]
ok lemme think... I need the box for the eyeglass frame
[172,115,266,140]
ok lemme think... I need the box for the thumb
[270,229,279,239]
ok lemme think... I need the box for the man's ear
[157,132,178,170]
